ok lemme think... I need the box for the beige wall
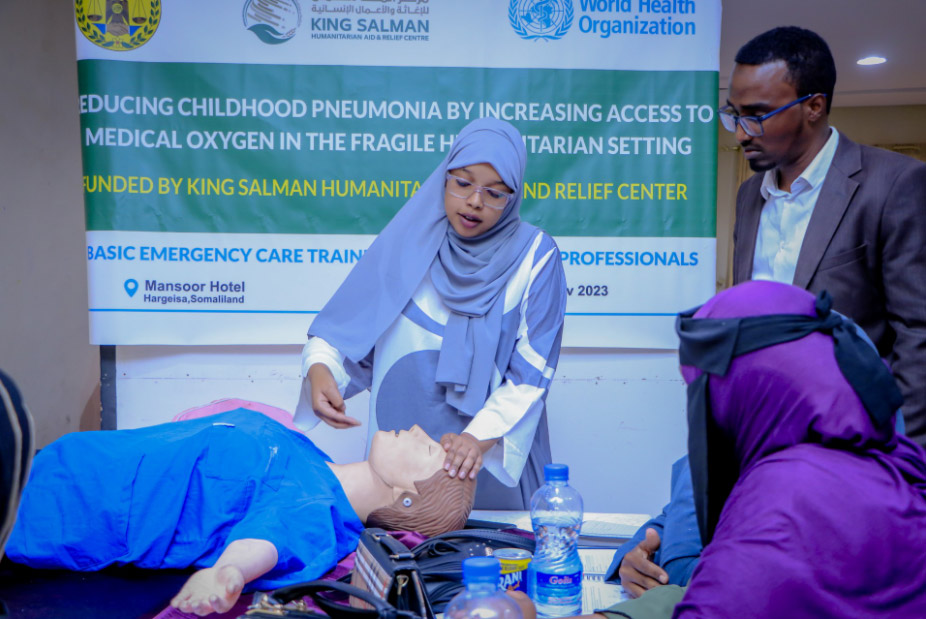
[0,3,100,446]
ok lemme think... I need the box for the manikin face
[726,60,816,174]
[369,424,445,494]
[443,162,511,238]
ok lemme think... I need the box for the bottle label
[535,570,582,589]
[499,569,527,593]
[534,568,582,607]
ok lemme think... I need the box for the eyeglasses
[445,172,514,210]
[719,93,824,137]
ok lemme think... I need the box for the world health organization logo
[509,0,573,41]
[243,0,302,44]
[75,0,161,51]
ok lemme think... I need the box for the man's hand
[618,527,669,599]
[309,363,360,429]
[171,564,245,616]
[440,432,494,480]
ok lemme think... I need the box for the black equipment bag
[411,528,535,611]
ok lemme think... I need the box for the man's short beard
[748,158,776,173]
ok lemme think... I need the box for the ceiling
[720,0,926,107]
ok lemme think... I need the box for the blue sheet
[6,409,363,590]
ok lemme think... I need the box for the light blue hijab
[308,117,538,416]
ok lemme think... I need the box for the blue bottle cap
[544,463,569,482]
[463,557,501,585]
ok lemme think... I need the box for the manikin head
[365,425,476,537]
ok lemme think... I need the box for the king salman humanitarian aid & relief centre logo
[509,0,573,41]
[76,0,161,51]
[243,0,303,44]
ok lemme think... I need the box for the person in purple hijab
[510,281,926,619]
[668,280,926,617]
[503,282,926,619]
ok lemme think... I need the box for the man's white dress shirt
[752,128,840,283]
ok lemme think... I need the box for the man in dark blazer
[728,27,926,447]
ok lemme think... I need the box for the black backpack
[410,528,535,612]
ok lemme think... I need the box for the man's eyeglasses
[719,93,824,137]
[445,173,514,210]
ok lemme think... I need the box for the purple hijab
[674,281,926,618]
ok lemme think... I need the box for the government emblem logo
[243,0,302,44]
[75,0,161,51]
[509,0,573,41]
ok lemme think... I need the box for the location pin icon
[124,279,138,297]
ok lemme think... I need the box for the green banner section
[79,60,717,237]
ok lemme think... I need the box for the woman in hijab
[670,280,926,617]
[294,117,567,509]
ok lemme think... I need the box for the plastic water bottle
[445,557,524,619]
[527,463,583,618]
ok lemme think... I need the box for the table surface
[0,557,192,619]
[0,513,651,618]
[470,510,650,542]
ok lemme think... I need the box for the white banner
[76,0,721,347]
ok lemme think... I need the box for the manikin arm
[170,538,278,616]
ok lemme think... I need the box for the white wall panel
[116,346,686,515]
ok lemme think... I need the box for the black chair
[0,370,35,618]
